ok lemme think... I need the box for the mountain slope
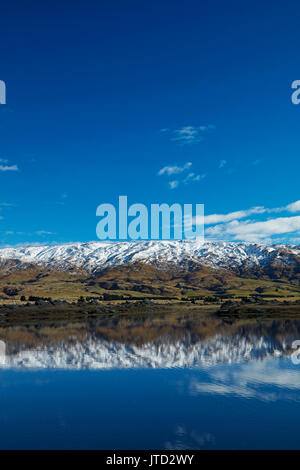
[0,240,299,300]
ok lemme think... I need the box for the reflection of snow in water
[0,333,294,370]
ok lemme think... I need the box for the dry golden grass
[0,261,299,303]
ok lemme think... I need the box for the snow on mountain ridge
[0,240,299,273]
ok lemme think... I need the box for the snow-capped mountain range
[0,239,299,274]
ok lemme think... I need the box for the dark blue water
[0,360,300,449]
[0,314,300,449]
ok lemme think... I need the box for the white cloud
[184,172,206,184]
[161,125,215,145]
[172,126,203,144]
[36,230,55,236]
[204,200,300,227]
[204,206,266,225]
[169,181,179,190]
[206,216,300,242]
[158,162,206,188]
[158,162,192,176]
[200,200,300,243]
[286,200,300,213]
[219,159,227,169]
[0,164,18,172]
[228,216,300,239]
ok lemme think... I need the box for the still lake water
[0,311,300,449]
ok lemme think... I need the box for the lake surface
[0,312,300,449]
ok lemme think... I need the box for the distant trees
[28,295,52,302]
[3,286,19,297]
[255,287,265,294]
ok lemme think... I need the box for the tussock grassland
[0,263,300,304]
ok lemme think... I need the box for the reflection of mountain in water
[0,334,291,369]
[0,313,299,369]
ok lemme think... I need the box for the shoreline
[0,298,300,325]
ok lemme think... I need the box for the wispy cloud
[184,172,206,184]
[0,202,14,207]
[219,159,227,169]
[172,126,204,144]
[35,230,55,236]
[169,181,179,190]
[158,162,206,189]
[158,162,192,176]
[204,206,266,225]
[3,230,55,236]
[160,125,215,145]
[0,158,19,172]
[0,164,18,172]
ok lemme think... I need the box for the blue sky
[0,0,300,246]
